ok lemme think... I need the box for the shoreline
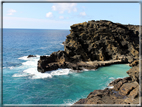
[69,63,132,105]
[37,20,140,104]
[37,51,130,73]
[73,63,139,105]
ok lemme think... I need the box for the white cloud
[52,3,77,14]
[46,12,53,18]
[80,12,86,16]
[52,5,56,11]
[7,9,16,15]
[59,16,64,19]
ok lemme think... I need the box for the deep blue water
[3,29,131,104]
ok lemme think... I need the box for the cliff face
[64,20,139,62]
[38,20,140,73]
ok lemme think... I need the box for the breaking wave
[13,55,72,79]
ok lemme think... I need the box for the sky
[3,2,140,29]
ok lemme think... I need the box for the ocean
[3,29,131,104]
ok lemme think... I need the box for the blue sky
[3,2,140,29]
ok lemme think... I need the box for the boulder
[27,55,36,58]
[119,82,139,95]
[129,60,139,67]
[127,64,139,83]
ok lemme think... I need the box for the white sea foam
[82,68,96,72]
[82,68,89,71]
[23,68,52,79]
[109,77,115,80]
[18,56,29,60]
[12,73,28,77]
[61,43,64,46]
[18,55,40,60]
[20,55,49,67]
[45,55,50,56]
[8,66,15,69]
[24,68,71,79]
[22,60,37,66]
[51,69,71,76]
[116,77,124,79]
[13,55,72,79]
[107,86,114,89]
[35,55,40,57]
[19,55,40,67]
[63,99,78,105]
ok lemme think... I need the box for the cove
[3,63,131,104]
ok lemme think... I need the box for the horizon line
[2,28,70,30]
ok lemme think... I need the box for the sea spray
[13,55,72,79]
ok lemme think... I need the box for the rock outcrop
[64,20,139,62]
[38,51,68,73]
[27,55,36,58]
[38,20,140,73]
[38,52,130,73]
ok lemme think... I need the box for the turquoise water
[3,29,131,104]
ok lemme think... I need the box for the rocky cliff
[37,20,141,105]
[64,20,139,61]
[38,20,139,73]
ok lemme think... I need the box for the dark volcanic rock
[38,50,68,73]
[64,20,139,62]
[27,55,36,58]
[38,57,128,73]
[38,20,140,72]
